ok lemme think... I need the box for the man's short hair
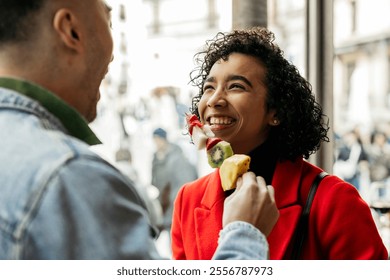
[0,0,44,45]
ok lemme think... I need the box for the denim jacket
[0,78,268,259]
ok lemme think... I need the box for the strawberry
[185,113,203,135]
[206,137,222,150]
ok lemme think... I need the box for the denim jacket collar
[0,77,100,145]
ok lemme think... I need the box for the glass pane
[333,0,390,199]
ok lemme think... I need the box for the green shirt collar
[0,77,101,145]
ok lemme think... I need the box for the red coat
[171,158,388,259]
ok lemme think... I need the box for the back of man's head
[0,0,114,123]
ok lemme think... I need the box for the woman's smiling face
[198,52,277,154]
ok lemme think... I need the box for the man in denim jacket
[0,0,278,259]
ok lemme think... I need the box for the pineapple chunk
[219,154,251,191]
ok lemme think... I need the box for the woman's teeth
[210,117,234,125]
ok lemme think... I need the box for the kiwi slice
[207,140,234,168]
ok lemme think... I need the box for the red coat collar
[200,169,225,209]
[195,171,224,259]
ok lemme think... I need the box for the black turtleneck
[224,139,279,196]
[247,139,279,185]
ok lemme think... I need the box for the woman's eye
[230,83,245,90]
[203,85,214,92]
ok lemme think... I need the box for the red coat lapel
[268,158,304,259]
[194,170,224,259]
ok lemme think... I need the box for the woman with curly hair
[171,27,388,259]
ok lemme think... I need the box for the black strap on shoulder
[290,171,328,259]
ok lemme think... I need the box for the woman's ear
[53,8,82,53]
[268,110,280,126]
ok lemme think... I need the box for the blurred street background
[90,0,390,258]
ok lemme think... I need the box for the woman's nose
[206,88,227,108]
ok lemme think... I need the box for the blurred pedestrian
[151,128,198,234]
[334,129,368,190]
[367,130,390,183]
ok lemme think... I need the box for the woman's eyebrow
[204,75,253,88]
[205,76,215,83]
[227,75,253,87]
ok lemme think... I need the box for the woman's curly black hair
[189,27,329,161]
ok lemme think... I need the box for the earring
[273,119,279,125]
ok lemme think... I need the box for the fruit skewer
[186,114,251,191]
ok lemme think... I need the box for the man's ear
[53,9,83,52]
